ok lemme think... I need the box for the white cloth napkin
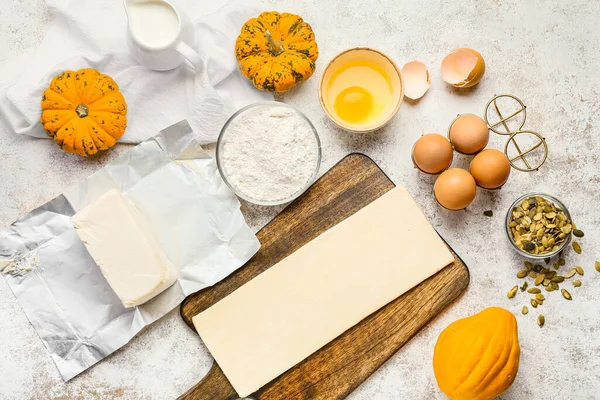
[0,0,271,144]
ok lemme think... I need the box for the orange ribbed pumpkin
[433,307,520,400]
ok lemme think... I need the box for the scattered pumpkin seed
[527,288,541,294]
[538,315,545,328]
[573,241,582,254]
[573,280,582,287]
[559,258,566,266]
[575,266,584,276]
[573,229,584,238]
[561,289,572,300]
[545,286,555,292]
[517,269,529,279]
[522,306,529,315]
[529,271,537,278]
[524,261,533,270]
[507,286,518,298]
[536,293,545,301]
[553,263,560,270]
[534,264,544,272]
[520,282,529,292]
[530,298,538,308]
[596,261,600,273]
[564,269,577,279]
[551,282,560,290]
[535,274,545,286]
[552,276,565,283]
[544,257,551,264]
[483,210,493,217]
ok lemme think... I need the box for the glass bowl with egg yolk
[320,48,403,132]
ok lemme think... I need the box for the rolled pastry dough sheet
[193,186,454,397]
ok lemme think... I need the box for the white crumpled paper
[0,120,260,381]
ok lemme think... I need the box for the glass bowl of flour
[216,102,322,206]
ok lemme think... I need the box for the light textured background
[1,0,599,399]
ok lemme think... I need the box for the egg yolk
[333,86,374,124]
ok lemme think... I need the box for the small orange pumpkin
[433,307,520,400]
[40,68,127,156]
[235,11,319,93]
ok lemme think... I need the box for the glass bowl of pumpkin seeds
[505,193,573,259]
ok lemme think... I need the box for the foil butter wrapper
[0,121,260,381]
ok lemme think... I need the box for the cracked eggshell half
[441,48,486,88]
[402,61,430,100]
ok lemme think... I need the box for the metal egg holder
[483,94,548,173]
[413,94,549,210]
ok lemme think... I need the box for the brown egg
[449,114,489,154]
[434,168,477,210]
[412,134,453,174]
[470,149,511,189]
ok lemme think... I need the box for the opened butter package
[0,120,260,381]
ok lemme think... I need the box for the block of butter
[72,189,178,308]
[192,186,454,397]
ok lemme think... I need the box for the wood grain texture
[179,153,469,400]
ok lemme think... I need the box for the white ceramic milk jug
[124,0,203,71]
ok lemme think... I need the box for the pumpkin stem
[265,30,285,56]
[75,104,89,118]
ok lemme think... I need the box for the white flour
[220,104,320,203]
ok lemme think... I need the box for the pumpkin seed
[524,261,533,269]
[507,286,518,298]
[522,306,529,315]
[538,315,545,328]
[527,288,541,294]
[524,242,535,252]
[561,289,572,300]
[536,293,545,301]
[545,286,555,292]
[483,210,493,217]
[552,276,565,283]
[545,271,556,279]
[542,278,551,286]
[573,229,584,238]
[544,257,551,264]
[535,274,545,286]
[573,280,582,287]
[551,282,560,290]
[559,258,566,266]
[530,298,538,308]
[596,261,600,273]
[517,269,529,279]
[553,263,560,270]
[520,282,529,292]
[529,271,537,278]
[573,241,582,254]
[534,264,543,272]
[564,269,577,279]
[575,266,584,276]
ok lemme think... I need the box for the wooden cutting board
[179,153,469,400]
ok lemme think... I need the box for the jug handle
[175,42,203,71]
